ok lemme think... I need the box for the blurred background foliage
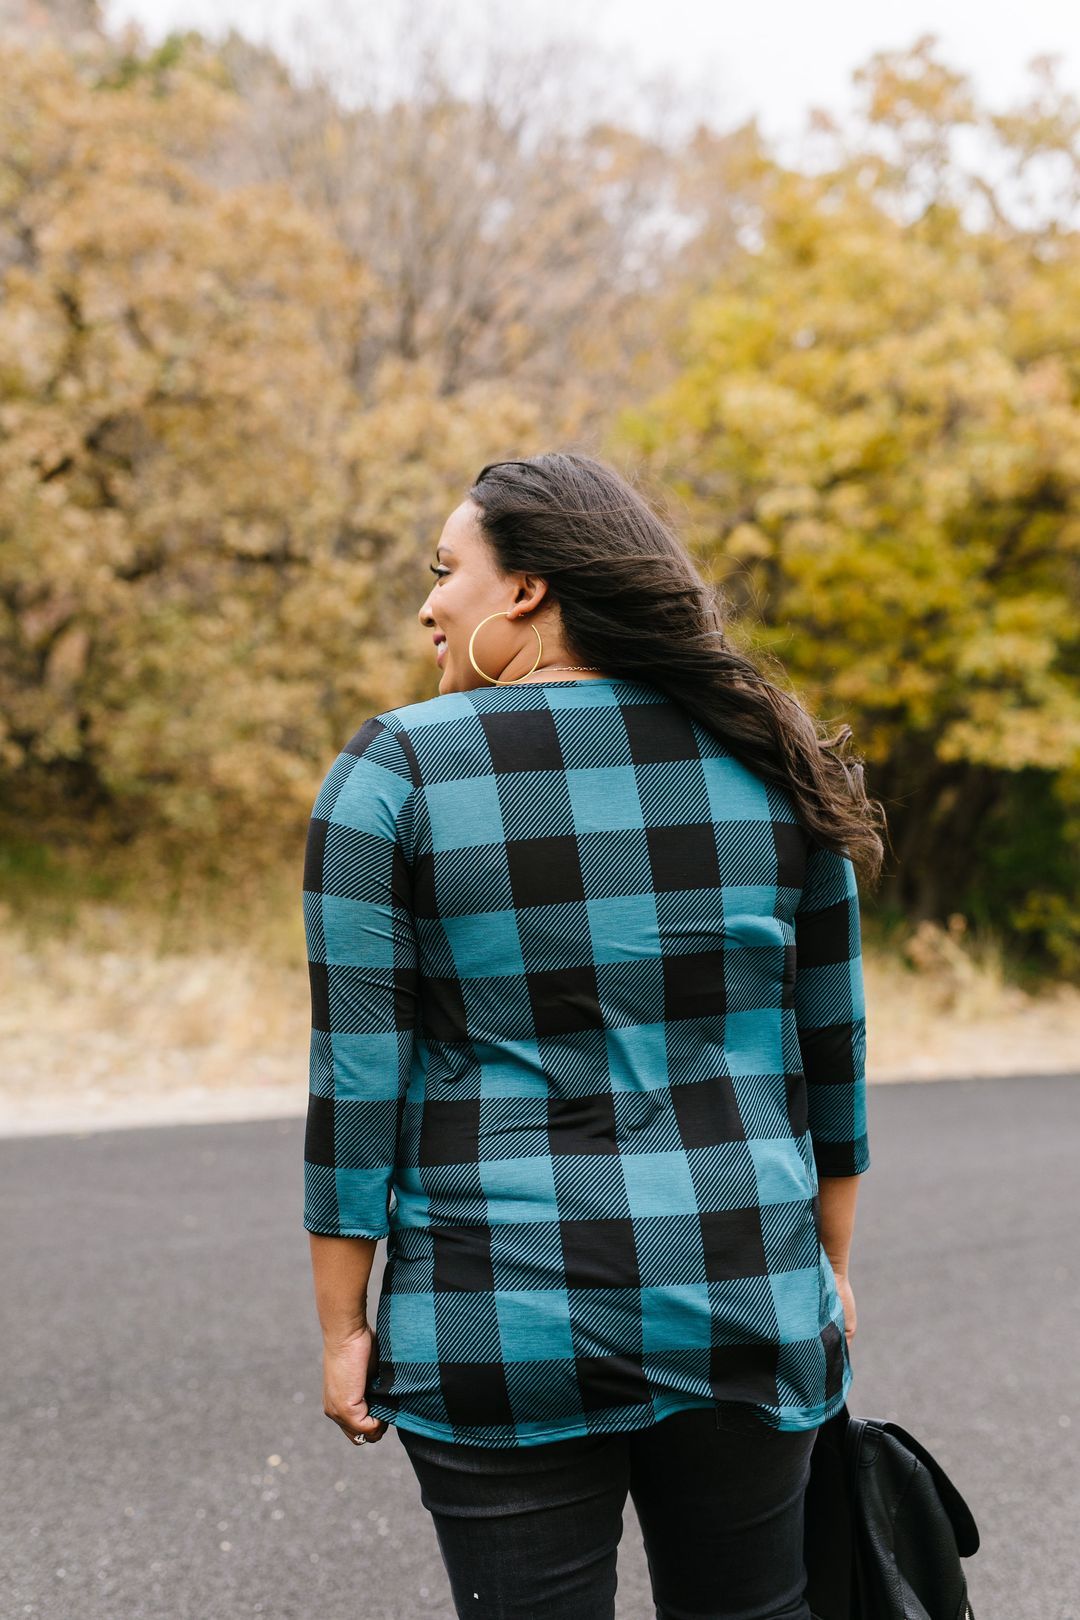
[1,3,1078,981]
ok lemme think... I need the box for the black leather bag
[803,1401,981,1620]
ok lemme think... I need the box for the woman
[303,452,885,1620]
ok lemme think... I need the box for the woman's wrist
[321,1311,370,1345]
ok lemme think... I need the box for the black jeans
[397,1404,820,1620]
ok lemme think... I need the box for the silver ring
[353,1433,368,1444]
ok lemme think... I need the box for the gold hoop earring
[468,610,543,684]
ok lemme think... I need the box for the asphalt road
[3,1072,1078,1620]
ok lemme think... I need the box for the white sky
[102,0,1079,148]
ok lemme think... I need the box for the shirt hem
[365,1367,851,1448]
[304,1224,388,1240]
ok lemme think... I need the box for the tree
[0,35,548,867]
[617,40,1080,966]
[213,5,704,418]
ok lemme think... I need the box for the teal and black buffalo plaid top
[303,675,870,1447]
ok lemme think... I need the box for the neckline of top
[495,676,627,688]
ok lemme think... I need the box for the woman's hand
[833,1271,857,1344]
[322,1324,389,1445]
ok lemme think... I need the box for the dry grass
[865,913,1080,1081]
[1,899,1076,1136]
[0,890,311,1134]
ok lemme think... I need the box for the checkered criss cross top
[302,675,869,1448]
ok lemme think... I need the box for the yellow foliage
[0,37,540,864]
[1,28,1078,968]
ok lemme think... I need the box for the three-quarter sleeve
[302,717,420,1238]
[793,836,870,1178]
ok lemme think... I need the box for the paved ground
[3,1071,1077,1620]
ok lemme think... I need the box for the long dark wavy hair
[467,451,888,890]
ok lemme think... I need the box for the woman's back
[303,674,870,1448]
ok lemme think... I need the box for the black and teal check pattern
[303,676,870,1447]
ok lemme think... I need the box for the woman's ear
[515,574,550,611]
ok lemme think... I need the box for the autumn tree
[3,20,1077,973]
[618,38,1080,969]
[0,35,535,866]
[212,3,710,419]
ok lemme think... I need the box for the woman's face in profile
[418,499,541,693]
